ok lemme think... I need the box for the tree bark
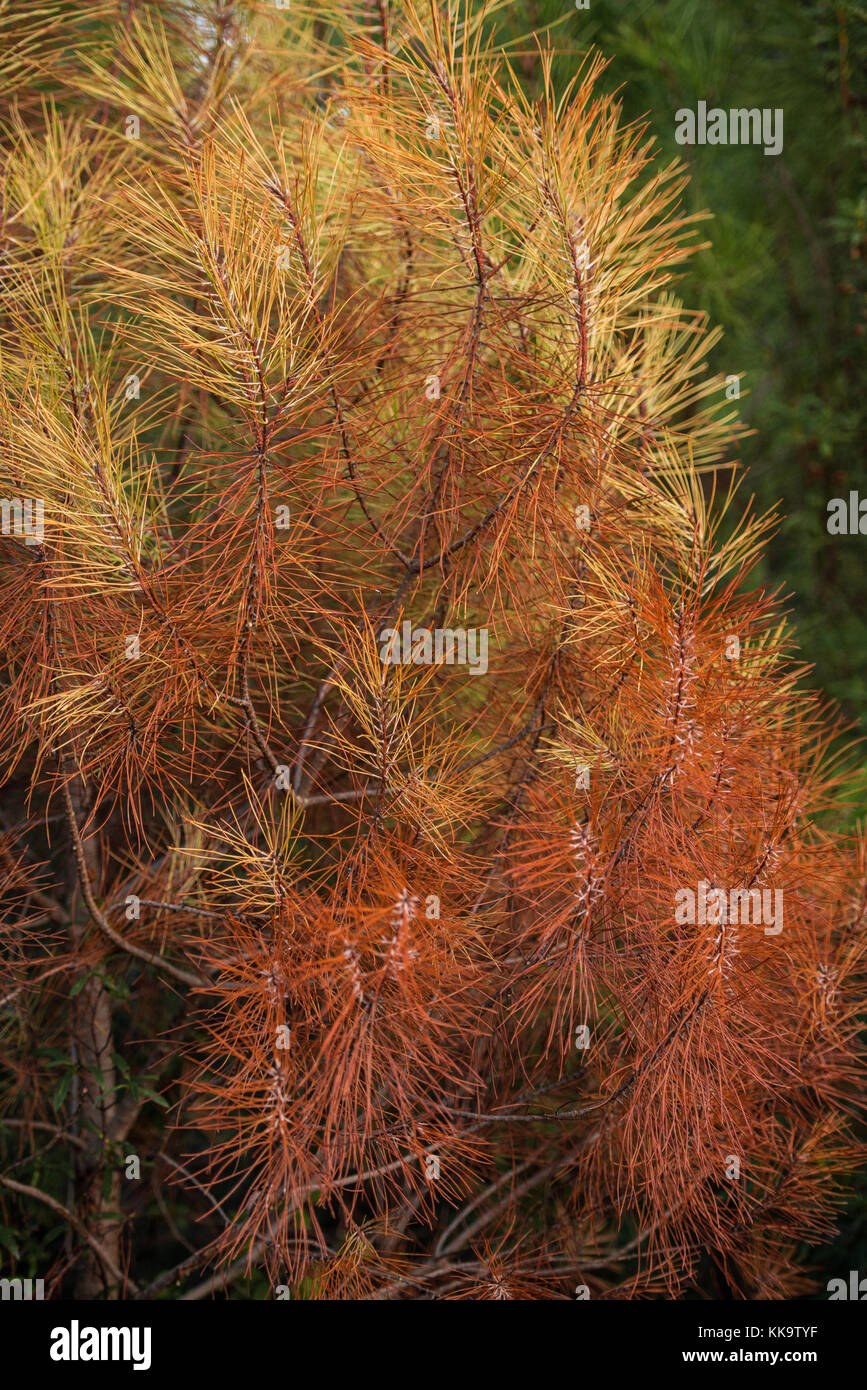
[66,778,121,1297]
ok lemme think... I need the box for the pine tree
[0,0,863,1299]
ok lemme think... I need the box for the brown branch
[60,778,209,990]
[0,1174,138,1294]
